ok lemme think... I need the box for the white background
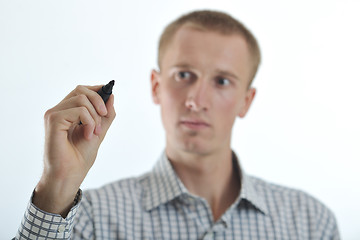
[1,0,359,239]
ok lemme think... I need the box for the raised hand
[33,84,116,218]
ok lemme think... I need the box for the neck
[166,147,241,222]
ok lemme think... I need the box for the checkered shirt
[15,151,340,239]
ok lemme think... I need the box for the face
[151,25,256,156]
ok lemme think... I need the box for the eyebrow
[171,63,194,70]
[215,69,241,82]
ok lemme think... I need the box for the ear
[238,87,256,118]
[151,69,161,105]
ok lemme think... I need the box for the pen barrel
[97,80,115,103]
[97,86,111,103]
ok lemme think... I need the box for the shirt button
[57,225,66,233]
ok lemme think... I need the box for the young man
[16,10,340,239]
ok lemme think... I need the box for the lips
[180,118,210,130]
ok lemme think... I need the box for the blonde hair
[158,10,261,86]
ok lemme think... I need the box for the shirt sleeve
[316,202,341,240]
[15,189,82,240]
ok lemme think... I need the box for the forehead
[161,25,252,81]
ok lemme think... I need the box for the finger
[51,94,102,127]
[62,85,101,101]
[62,85,107,116]
[105,94,116,119]
[46,107,96,140]
[97,94,116,142]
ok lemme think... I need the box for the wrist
[33,176,81,218]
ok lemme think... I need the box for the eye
[216,77,230,86]
[175,71,192,81]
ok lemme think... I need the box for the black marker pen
[97,80,115,103]
[79,80,114,125]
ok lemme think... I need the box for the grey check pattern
[16,151,340,239]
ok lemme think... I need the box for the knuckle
[75,85,84,92]
[46,111,58,123]
[76,94,88,104]
[79,107,93,123]
[44,108,54,121]
[79,106,88,115]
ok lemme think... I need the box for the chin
[167,130,215,155]
[179,140,213,156]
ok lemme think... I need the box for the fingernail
[100,105,107,115]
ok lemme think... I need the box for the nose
[185,78,209,112]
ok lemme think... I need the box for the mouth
[180,119,210,130]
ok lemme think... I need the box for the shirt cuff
[16,189,82,240]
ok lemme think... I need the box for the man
[16,10,340,239]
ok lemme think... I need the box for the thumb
[98,94,116,142]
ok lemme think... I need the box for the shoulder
[248,175,338,229]
[250,175,324,206]
[249,175,315,201]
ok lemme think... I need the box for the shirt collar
[141,151,186,211]
[141,150,269,216]
[234,151,269,215]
